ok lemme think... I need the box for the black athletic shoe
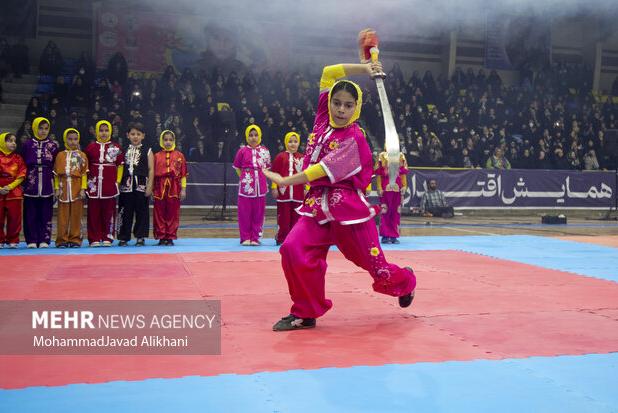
[118,240,128,247]
[391,238,400,244]
[166,240,174,246]
[398,292,414,308]
[381,236,390,244]
[157,239,166,246]
[272,314,316,331]
[398,267,416,308]
[135,238,145,246]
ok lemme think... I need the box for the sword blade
[375,77,401,185]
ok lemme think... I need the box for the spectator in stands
[25,97,44,121]
[53,75,69,104]
[552,148,571,170]
[583,149,599,171]
[567,149,581,170]
[68,76,89,109]
[461,148,474,168]
[128,83,144,111]
[535,150,552,169]
[65,112,84,138]
[427,133,443,166]
[75,52,95,87]
[39,41,64,77]
[106,52,128,86]
[486,147,511,169]
[47,108,64,141]
[445,138,461,166]
[189,139,208,162]
[210,141,227,162]
[14,121,32,152]
[187,116,208,149]
[420,179,454,218]
[516,148,535,169]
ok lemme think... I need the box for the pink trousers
[237,195,266,243]
[379,191,402,238]
[280,216,417,318]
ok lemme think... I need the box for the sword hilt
[370,47,379,62]
[358,28,379,62]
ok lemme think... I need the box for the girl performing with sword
[263,30,417,331]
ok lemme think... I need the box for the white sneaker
[9,243,18,249]
[39,242,49,248]
[90,241,101,247]
[27,243,37,249]
[102,241,112,247]
[0,244,3,249]
[241,240,251,246]
[250,241,261,246]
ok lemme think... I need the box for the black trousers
[118,191,150,240]
[428,206,454,218]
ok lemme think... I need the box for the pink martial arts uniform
[233,125,271,244]
[279,69,417,319]
[375,153,408,239]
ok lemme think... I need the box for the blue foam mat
[1,353,617,412]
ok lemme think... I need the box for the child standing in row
[118,122,153,247]
[85,120,124,246]
[375,151,408,244]
[271,131,304,245]
[233,124,271,246]
[0,132,26,248]
[153,130,187,246]
[53,128,89,248]
[22,117,59,248]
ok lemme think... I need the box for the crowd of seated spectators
[12,46,618,170]
[381,63,617,171]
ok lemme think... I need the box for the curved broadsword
[370,46,400,186]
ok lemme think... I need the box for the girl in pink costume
[264,61,417,331]
[375,151,408,244]
[233,125,271,246]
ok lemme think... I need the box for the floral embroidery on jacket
[294,157,303,173]
[256,147,271,169]
[105,146,120,163]
[241,173,255,194]
[329,189,343,206]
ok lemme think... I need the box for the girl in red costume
[84,120,124,247]
[270,131,304,245]
[153,130,187,246]
[0,132,27,248]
